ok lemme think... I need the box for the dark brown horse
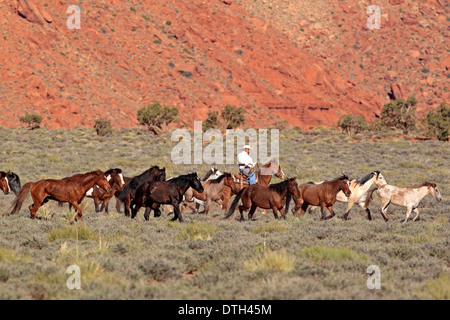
[221,159,286,212]
[118,166,166,216]
[292,175,352,220]
[9,170,111,220]
[132,172,204,222]
[224,178,300,221]
[0,172,10,195]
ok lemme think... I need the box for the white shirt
[237,151,256,167]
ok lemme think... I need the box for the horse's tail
[223,187,246,219]
[9,182,33,215]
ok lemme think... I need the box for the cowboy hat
[243,145,253,150]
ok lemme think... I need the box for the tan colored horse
[375,182,442,223]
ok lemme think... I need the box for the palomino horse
[0,171,21,195]
[9,170,111,220]
[131,172,204,222]
[221,159,286,212]
[181,172,236,215]
[292,175,352,220]
[374,181,442,223]
[118,166,166,216]
[85,168,125,213]
[309,171,387,220]
[224,178,300,221]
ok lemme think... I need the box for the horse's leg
[103,198,110,214]
[124,195,131,217]
[343,198,356,220]
[143,203,153,221]
[279,207,286,219]
[320,203,328,220]
[308,206,317,215]
[248,203,258,221]
[71,202,83,221]
[412,208,420,222]
[379,199,391,222]
[325,206,335,220]
[172,202,183,223]
[299,202,309,217]
[204,198,212,215]
[93,197,100,213]
[115,197,122,213]
[403,206,413,224]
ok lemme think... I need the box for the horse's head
[0,171,10,195]
[97,173,112,193]
[426,182,442,202]
[189,172,204,193]
[373,171,387,187]
[339,175,351,197]
[157,167,166,181]
[261,159,286,179]
[222,172,236,190]
[105,168,125,188]
[286,178,301,199]
[6,172,21,195]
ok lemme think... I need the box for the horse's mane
[262,159,278,168]
[334,174,349,181]
[416,182,436,188]
[268,179,290,194]
[356,172,375,185]
[105,168,122,176]
[171,173,197,187]
[201,168,217,181]
[209,173,227,184]
[0,171,6,178]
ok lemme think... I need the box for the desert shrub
[178,222,219,241]
[94,119,113,136]
[423,102,449,141]
[244,250,296,273]
[296,245,367,263]
[337,114,368,135]
[47,225,98,242]
[137,102,179,135]
[19,113,42,130]
[250,220,289,234]
[379,96,418,133]
[203,110,220,131]
[221,105,246,129]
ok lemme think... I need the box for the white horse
[374,181,442,223]
[309,171,387,220]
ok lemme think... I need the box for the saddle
[233,172,258,185]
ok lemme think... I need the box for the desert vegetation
[0,127,448,299]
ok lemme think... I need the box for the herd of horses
[0,159,443,224]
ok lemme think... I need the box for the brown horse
[9,170,111,220]
[221,159,286,212]
[0,171,10,195]
[224,178,300,221]
[292,175,352,220]
[181,172,236,215]
[85,168,125,213]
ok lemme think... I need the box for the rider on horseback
[237,145,257,185]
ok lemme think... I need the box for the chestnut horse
[221,159,286,212]
[86,168,125,213]
[224,178,300,221]
[9,170,111,220]
[131,172,204,222]
[292,175,352,220]
[0,172,10,195]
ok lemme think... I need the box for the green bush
[337,114,368,135]
[94,119,113,136]
[221,105,246,129]
[137,102,179,135]
[423,102,449,141]
[19,113,42,130]
[379,96,417,134]
[203,110,220,131]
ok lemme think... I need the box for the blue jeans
[240,167,256,185]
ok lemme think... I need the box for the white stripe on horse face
[119,173,125,186]
[5,177,10,193]
[86,188,94,197]
[106,175,112,182]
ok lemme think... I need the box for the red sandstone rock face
[0,0,445,130]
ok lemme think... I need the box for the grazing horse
[9,170,111,220]
[293,175,352,220]
[221,159,286,212]
[375,182,442,223]
[181,172,236,215]
[118,166,166,216]
[131,172,204,222]
[224,178,300,221]
[85,168,125,213]
[0,171,21,195]
[309,171,388,220]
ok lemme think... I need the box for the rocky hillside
[0,0,447,130]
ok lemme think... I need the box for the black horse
[131,172,204,222]
[0,171,21,195]
[118,166,166,216]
